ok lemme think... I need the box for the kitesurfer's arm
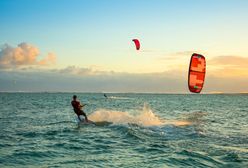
[80,103,87,108]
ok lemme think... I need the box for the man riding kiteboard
[71,95,88,122]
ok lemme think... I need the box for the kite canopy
[188,53,206,93]
[132,39,140,50]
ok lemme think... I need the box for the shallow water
[0,93,248,167]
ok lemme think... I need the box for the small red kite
[132,39,140,50]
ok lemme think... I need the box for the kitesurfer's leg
[74,109,82,121]
[77,114,82,121]
[80,110,88,122]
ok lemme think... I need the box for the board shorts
[74,109,85,116]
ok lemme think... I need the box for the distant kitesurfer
[71,95,88,122]
[104,93,108,98]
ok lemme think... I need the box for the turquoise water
[0,93,248,167]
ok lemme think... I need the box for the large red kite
[188,53,206,93]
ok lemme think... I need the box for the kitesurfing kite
[132,39,140,50]
[188,53,206,93]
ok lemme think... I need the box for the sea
[0,93,247,168]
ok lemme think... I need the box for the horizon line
[0,91,248,95]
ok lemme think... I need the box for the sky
[0,0,248,93]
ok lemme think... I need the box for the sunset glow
[1,0,248,92]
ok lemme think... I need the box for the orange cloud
[0,42,56,69]
[156,54,248,78]
[38,52,56,65]
[208,56,248,67]
[208,56,248,77]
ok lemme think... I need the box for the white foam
[89,103,163,126]
[108,96,133,100]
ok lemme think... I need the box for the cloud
[158,54,248,78]
[0,69,186,92]
[208,56,248,77]
[0,50,247,92]
[208,56,248,67]
[0,64,248,93]
[0,42,56,69]
[38,52,56,65]
[56,65,187,79]
[56,66,114,76]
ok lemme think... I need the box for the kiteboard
[80,119,94,124]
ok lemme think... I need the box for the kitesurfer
[71,95,88,122]
[104,93,108,98]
